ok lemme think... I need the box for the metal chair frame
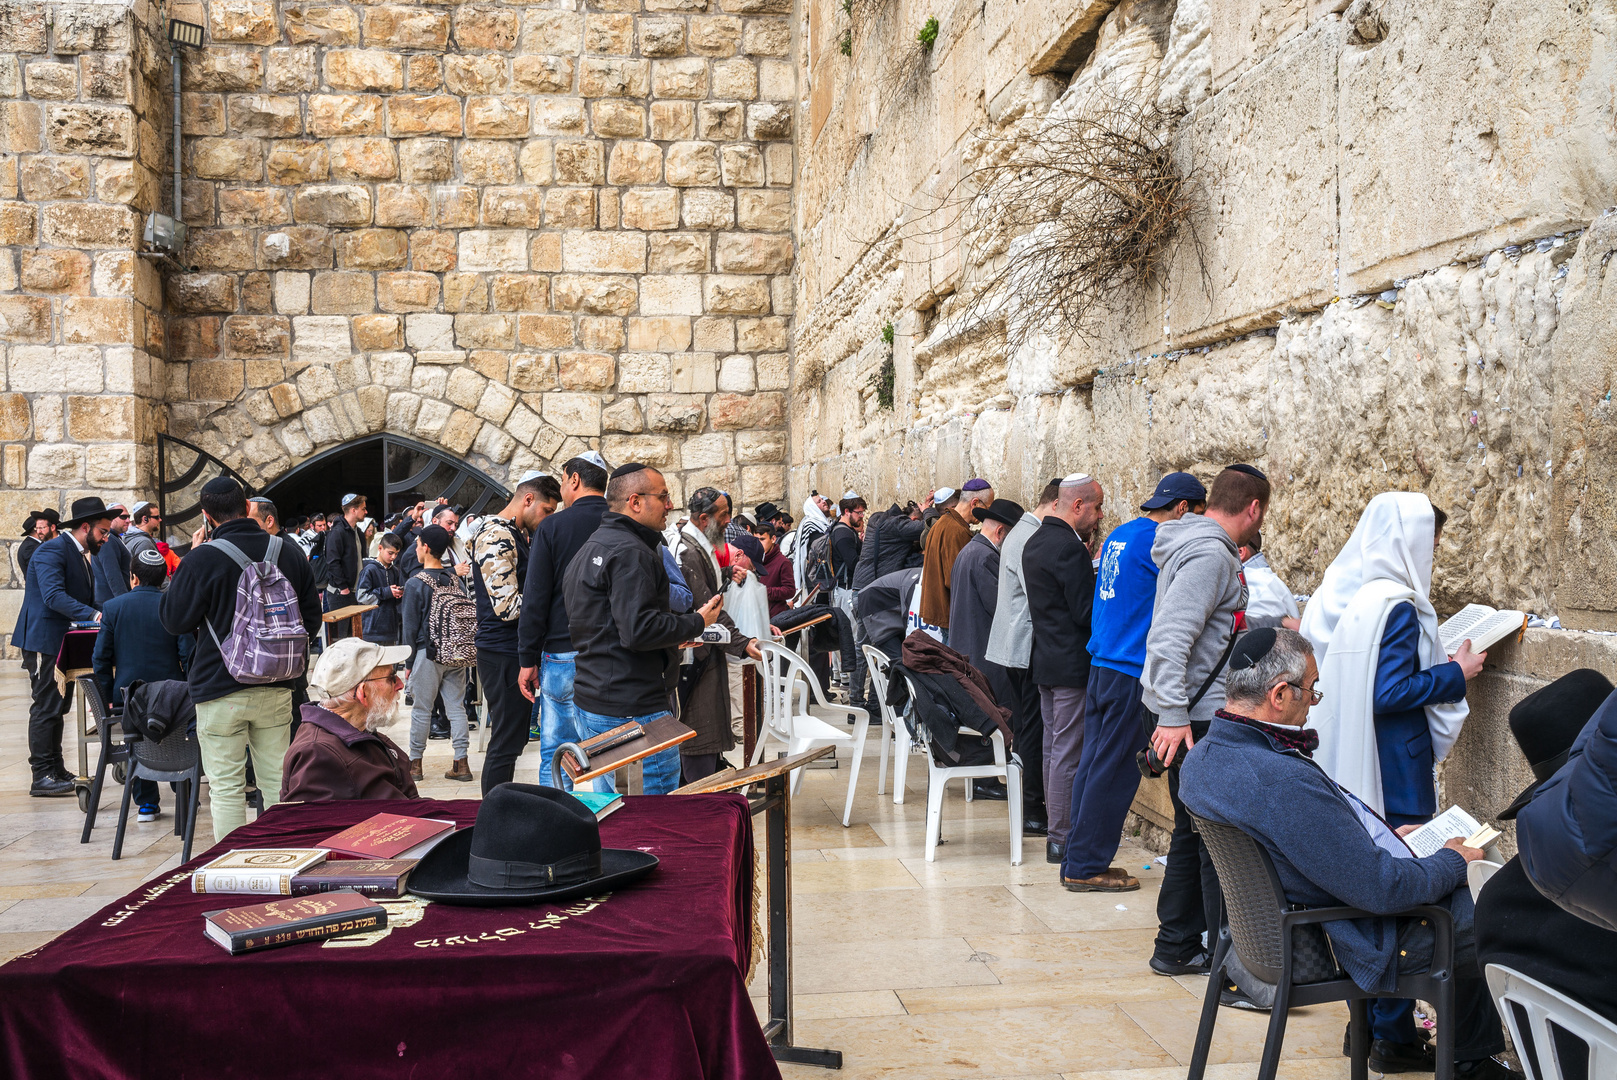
[76,676,129,844]
[1188,813,1456,1080]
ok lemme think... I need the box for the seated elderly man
[281,637,419,803]
[1180,628,1512,1080]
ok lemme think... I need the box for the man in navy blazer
[91,503,132,606]
[12,497,116,797]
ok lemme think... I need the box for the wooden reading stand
[321,602,377,644]
[673,746,843,1070]
[551,715,697,793]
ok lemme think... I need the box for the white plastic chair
[901,673,1023,865]
[1486,963,1617,1080]
[1467,859,1502,903]
[860,645,905,800]
[751,641,870,827]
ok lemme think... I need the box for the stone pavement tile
[0,882,94,901]
[965,928,1163,985]
[897,974,1193,1015]
[1011,881,1164,933]
[0,896,115,933]
[793,936,1002,994]
[791,857,922,894]
[1064,1061,1354,1080]
[782,1003,1178,1079]
[792,822,888,849]
[794,990,908,1020]
[1118,994,1351,1066]
[898,853,1077,889]
[794,884,1054,943]
[0,932,57,966]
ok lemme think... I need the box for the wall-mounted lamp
[147,19,207,256]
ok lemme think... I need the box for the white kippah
[933,486,957,503]
[518,470,551,484]
[1060,472,1094,486]
[577,450,608,470]
[842,489,860,500]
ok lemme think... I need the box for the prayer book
[1438,604,1528,655]
[203,891,387,955]
[1403,805,1503,860]
[291,859,418,898]
[191,848,328,895]
[567,791,624,821]
[318,813,456,860]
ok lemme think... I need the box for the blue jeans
[576,708,682,794]
[538,652,582,788]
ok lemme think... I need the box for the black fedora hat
[1498,668,1614,819]
[409,784,658,906]
[972,498,1026,528]
[62,497,117,527]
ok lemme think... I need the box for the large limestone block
[983,0,1113,107]
[1338,0,1617,292]
[1209,0,1309,92]
[1165,18,1340,346]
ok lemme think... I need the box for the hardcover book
[568,791,623,821]
[291,859,418,898]
[191,849,328,895]
[318,813,456,860]
[203,891,387,955]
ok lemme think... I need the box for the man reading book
[1298,493,1488,1068]
[282,638,419,803]
[1180,629,1512,1080]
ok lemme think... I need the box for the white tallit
[1298,492,1468,816]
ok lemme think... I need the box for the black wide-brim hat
[409,784,657,906]
[1497,668,1615,820]
[62,496,117,528]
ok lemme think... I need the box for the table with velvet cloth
[0,795,779,1080]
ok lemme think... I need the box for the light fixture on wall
[145,18,207,257]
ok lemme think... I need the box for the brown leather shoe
[410,758,424,781]
[1062,871,1141,892]
[444,758,473,782]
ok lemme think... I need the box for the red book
[203,891,386,955]
[318,813,456,860]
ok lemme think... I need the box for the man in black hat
[91,504,133,607]
[949,498,1026,802]
[1478,669,1617,1035]
[161,477,322,840]
[17,508,58,579]
[11,497,115,796]
[563,464,724,794]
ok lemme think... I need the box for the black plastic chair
[76,677,128,845]
[1187,813,1456,1080]
[113,732,203,864]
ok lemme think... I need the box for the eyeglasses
[1285,682,1323,705]
[639,491,675,505]
[362,673,403,688]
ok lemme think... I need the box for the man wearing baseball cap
[282,638,419,803]
[1061,472,1204,890]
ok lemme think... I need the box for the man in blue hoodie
[1060,472,1205,891]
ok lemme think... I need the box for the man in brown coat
[919,479,994,638]
[282,638,420,803]
[671,488,761,783]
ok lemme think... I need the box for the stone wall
[790,0,1617,623]
[0,0,171,635]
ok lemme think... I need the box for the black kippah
[1230,627,1279,670]
[610,462,649,479]
[201,476,243,496]
[1226,463,1268,481]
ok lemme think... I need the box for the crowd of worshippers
[13,456,1617,1079]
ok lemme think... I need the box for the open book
[1403,805,1502,860]
[1439,604,1528,656]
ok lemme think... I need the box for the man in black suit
[1022,474,1106,859]
[92,503,133,606]
[11,497,116,797]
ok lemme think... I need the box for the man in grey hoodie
[1141,464,1295,990]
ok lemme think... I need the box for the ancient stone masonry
[0,1,171,602]
[163,0,795,500]
[792,0,1617,626]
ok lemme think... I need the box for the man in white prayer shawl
[1298,490,1486,1071]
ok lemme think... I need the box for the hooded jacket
[518,493,609,665]
[564,512,705,718]
[852,508,924,589]
[1141,514,1273,729]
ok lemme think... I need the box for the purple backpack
[206,536,309,684]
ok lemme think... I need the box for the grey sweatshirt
[1141,513,1282,728]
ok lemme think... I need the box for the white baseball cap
[309,638,412,699]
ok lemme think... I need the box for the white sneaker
[137,804,160,823]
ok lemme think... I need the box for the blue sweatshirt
[1086,516,1159,678]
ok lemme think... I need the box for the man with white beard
[280,638,420,802]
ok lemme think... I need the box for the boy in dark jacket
[400,525,472,783]
[93,548,193,822]
[356,534,404,644]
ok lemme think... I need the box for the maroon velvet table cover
[0,795,781,1080]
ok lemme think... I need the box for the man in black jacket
[1023,473,1105,856]
[160,477,322,841]
[322,494,367,641]
[851,502,926,590]
[563,464,721,793]
[517,454,611,786]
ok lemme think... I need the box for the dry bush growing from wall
[902,90,1204,348]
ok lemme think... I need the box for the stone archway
[259,433,510,524]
